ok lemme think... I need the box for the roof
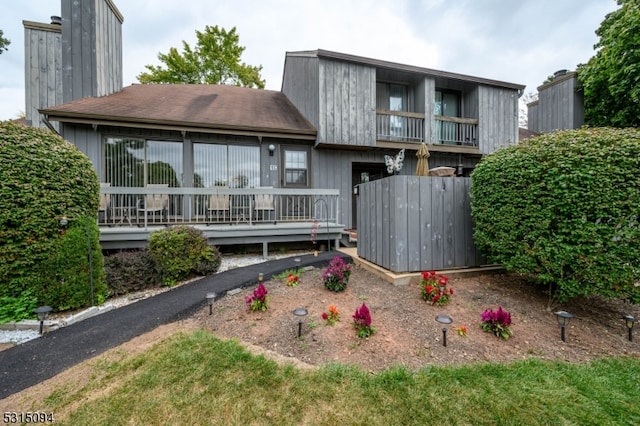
[287,49,526,91]
[41,84,316,139]
[519,127,539,140]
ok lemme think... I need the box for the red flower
[322,312,328,320]
[449,288,454,295]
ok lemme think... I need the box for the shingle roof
[41,84,316,138]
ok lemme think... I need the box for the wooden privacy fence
[356,175,485,273]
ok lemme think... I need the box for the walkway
[0,251,351,399]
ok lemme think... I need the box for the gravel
[0,252,308,346]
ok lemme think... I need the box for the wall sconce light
[268,144,276,157]
[293,307,308,338]
[33,306,52,335]
[206,292,216,315]
[353,185,359,196]
[623,315,637,342]
[555,310,573,342]
[435,314,453,347]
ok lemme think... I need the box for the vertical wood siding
[357,175,485,272]
[478,85,519,154]
[24,23,62,128]
[530,74,584,133]
[61,0,123,103]
[318,59,376,146]
[282,55,320,128]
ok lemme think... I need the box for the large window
[193,143,260,188]
[284,148,308,187]
[104,138,182,187]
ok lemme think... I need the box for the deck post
[263,241,268,259]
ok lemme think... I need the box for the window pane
[229,145,260,188]
[104,137,145,187]
[284,149,308,186]
[146,141,183,187]
[194,143,227,187]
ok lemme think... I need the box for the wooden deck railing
[376,110,425,143]
[375,111,479,147]
[435,116,479,147]
[98,186,340,228]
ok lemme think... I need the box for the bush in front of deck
[147,225,221,285]
[104,250,162,296]
[0,121,106,319]
[470,127,640,303]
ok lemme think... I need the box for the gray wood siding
[61,0,123,103]
[423,78,435,143]
[24,23,62,128]
[318,59,376,146]
[477,85,519,154]
[530,74,584,133]
[282,55,320,128]
[357,175,484,272]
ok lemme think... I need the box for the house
[281,49,524,228]
[23,0,525,254]
[527,70,584,133]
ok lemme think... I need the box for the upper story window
[435,90,460,117]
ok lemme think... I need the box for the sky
[0,0,618,121]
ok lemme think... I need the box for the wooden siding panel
[357,176,484,272]
[532,75,584,133]
[282,56,320,128]
[478,85,519,154]
[318,58,375,146]
[424,78,435,143]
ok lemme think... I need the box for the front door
[351,163,386,228]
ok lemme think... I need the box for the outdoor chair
[207,189,231,224]
[136,183,169,223]
[98,182,111,223]
[254,187,276,224]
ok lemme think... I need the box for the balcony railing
[435,115,479,147]
[376,110,425,143]
[98,186,340,228]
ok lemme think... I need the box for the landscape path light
[435,314,453,347]
[34,306,52,335]
[555,310,573,342]
[206,292,216,315]
[623,315,637,342]
[293,307,308,338]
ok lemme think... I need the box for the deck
[98,187,344,255]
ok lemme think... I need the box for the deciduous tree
[137,25,265,88]
[0,29,10,55]
[578,0,640,127]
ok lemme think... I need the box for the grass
[25,330,640,425]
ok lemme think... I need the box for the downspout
[41,115,61,136]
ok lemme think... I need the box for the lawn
[24,330,640,425]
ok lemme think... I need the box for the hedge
[0,121,106,316]
[470,127,640,303]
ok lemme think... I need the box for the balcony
[435,116,479,147]
[375,111,479,147]
[97,186,344,252]
[376,110,425,143]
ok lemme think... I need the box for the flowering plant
[480,306,512,339]
[353,303,376,338]
[420,271,453,305]
[286,273,300,287]
[454,325,468,337]
[323,256,352,292]
[245,283,269,312]
[322,304,340,325]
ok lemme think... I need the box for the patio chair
[98,182,111,222]
[207,190,231,224]
[254,187,276,224]
[137,183,169,223]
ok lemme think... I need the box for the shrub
[104,250,162,296]
[147,225,221,285]
[420,271,453,305]
[323,256,352,292]
[480,307,513,340]
[0,121,106,313]
[0,290,38,324]
[245,283,269,312]
[471,127,640,303]
[353,303,376,338]
[322,304,340,326]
